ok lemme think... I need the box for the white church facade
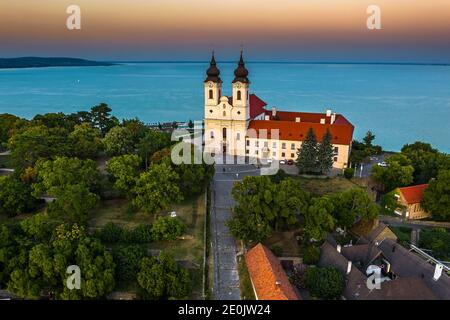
[203,52,354,169]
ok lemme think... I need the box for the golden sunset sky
[1,0,449,61]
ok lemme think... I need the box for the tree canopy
[422,169,450,221]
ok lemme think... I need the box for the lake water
[0,62,449,152]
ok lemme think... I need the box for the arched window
[222,128,227,139]
[223,111,226,117]
[237,90,242,100]
[210,130,214,139]
[236,132,240,141]
[209,90,213,99]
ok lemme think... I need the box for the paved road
[356,153,389,178]
[211,164,259,300]
[380,215,450,230]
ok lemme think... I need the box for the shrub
[128,224,154,243]
[305,266,344,299]
[97,222,124,243]
[151,217,185,241]
[344,167,354,179]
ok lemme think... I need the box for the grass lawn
[294,176,362,196]
[237,255,256,300]
[88,199,153,230]
[88,193,207,299]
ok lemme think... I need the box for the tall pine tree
[296,127,318,174]
[317,129,334,174]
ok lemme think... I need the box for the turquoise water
[0,62,449,152]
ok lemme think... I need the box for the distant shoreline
[111,61,450,67]
[0,57,116,69]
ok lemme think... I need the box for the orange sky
[1,0,449,61]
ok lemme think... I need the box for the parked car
[287,159,294,165]
[377,161,388,167]
[279,159,286,165]
[267,158,273,164]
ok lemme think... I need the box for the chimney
[295,117,301,123]
[347,261,352,274]
[331,113,336,124]
[320,118,326,124]
[264,115,270,121]
[336,244,342,253]
[326,109,332,117]
[433,264,444,281]
[272,107,277,117]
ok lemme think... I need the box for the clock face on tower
[208,82,213,88]
[236,83,241,89]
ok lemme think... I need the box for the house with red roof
[203,51,354,169]
[394,184,430,220]
[245,243,300,300]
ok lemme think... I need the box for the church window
[209,109,213,113]
[223,104,226,109]
[236,133,240,141]
[237,111,241,115]
[223,111,226,117]
[246,140,250,146]
[237,90,242,100]
[209,90,213,99]
[222,127,227,139]
[210,131,214,139]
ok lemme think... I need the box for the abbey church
[203,52,354,169]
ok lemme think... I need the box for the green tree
[106,154,142,197]
[363,130,375,147]
[419,228,450,260]
[401,142,450,184]
[122,118,148,145]
[270,169,288,184]
[0,114,27,148]
[137,130,172,169]
[132,162,183,214]
[371,154,414,192]
[317,129,334,174]
[0,176,38,217]
[305,267,344,299]
[8,125,69,169]
[304,197,335,241]
[32,157,100,197]
[5,223,115,299]
[103,126,135,156]
[422,169,450,221]
[69,123,102,159]
[331,188,379,229]
[114,245,146,281]
[296,127,318,174]
[90,103,119,135]
[137,252,191,299]
[47,184,99,223]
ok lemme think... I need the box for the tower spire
[233,47,249,83]
[205,50,221,83]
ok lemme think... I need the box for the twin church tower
[203,51,253,157]
[202,51,355,169]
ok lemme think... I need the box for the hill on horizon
[0,57,115,69]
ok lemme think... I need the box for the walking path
[210,164,259,300]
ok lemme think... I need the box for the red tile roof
[248,119,354,145]
[399,184,429,204]
[245,243,300,300]
[249,94,267,119]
